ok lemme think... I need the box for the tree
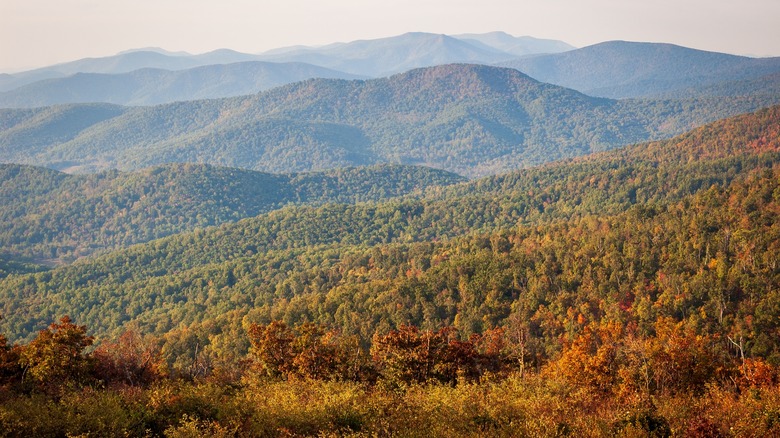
[19,316,94,393]
[246,321,373,381]
[246,321,295,380]
[552,321,625,396]
[0,333,22,388]
[92,330,162,387]
[371,325,500,386]
[646,317,722,395]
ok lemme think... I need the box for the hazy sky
[1,0,778,72]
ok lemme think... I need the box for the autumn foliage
[247,321,372,382]
[0,316,778,435]
[1,107,779,435]
[18,316,94,394]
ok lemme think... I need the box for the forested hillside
[2,64,778,176]
[1,105,777,350]
[0,163,464,263]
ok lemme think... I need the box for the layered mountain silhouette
[257,32,522,77]
[0,32,572,107]
[0,62,364,107]
[5,35,779,109]
[0,49,263,92]
[453,32,574,57]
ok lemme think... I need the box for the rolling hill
[0,162,464,263]
[2,64,778,177]
[501,41,780,98]
[0,105,776,343]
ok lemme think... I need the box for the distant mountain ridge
[5,35,779,109]
[0,62,365,107]
[453,32,574,56]
[0,32,573,96]
[256,32,525,77]
[2,63,778,177]
[501,41,780,98]
[0,32,579,109]
[0,50,262,92]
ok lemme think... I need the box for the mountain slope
[0,103,125,158]
[0,62,363,107]
[2,64,778,177]
[661,71,780,99]
[501,41,780,98]
[0,163,464,263]
[0,105,777,342]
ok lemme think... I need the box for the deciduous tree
[19,316,94,393]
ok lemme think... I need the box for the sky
[1,0,779,73]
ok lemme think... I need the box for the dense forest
[1,105,777,343]
[0,105,779,436]
[0,163,464,263]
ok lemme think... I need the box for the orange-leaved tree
[19,316,94,393]
[247,321,372,381]
[91,330,163,387]
[371,325,505,386]
[551,320,625,396]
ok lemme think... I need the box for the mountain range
[3,35,779,109]
[2,63,778,177]
[452,32,574,57]
[0,32,572,99]
[0,49,269,92]
[255,32,522,77]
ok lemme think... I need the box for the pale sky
[1,0,779,73]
